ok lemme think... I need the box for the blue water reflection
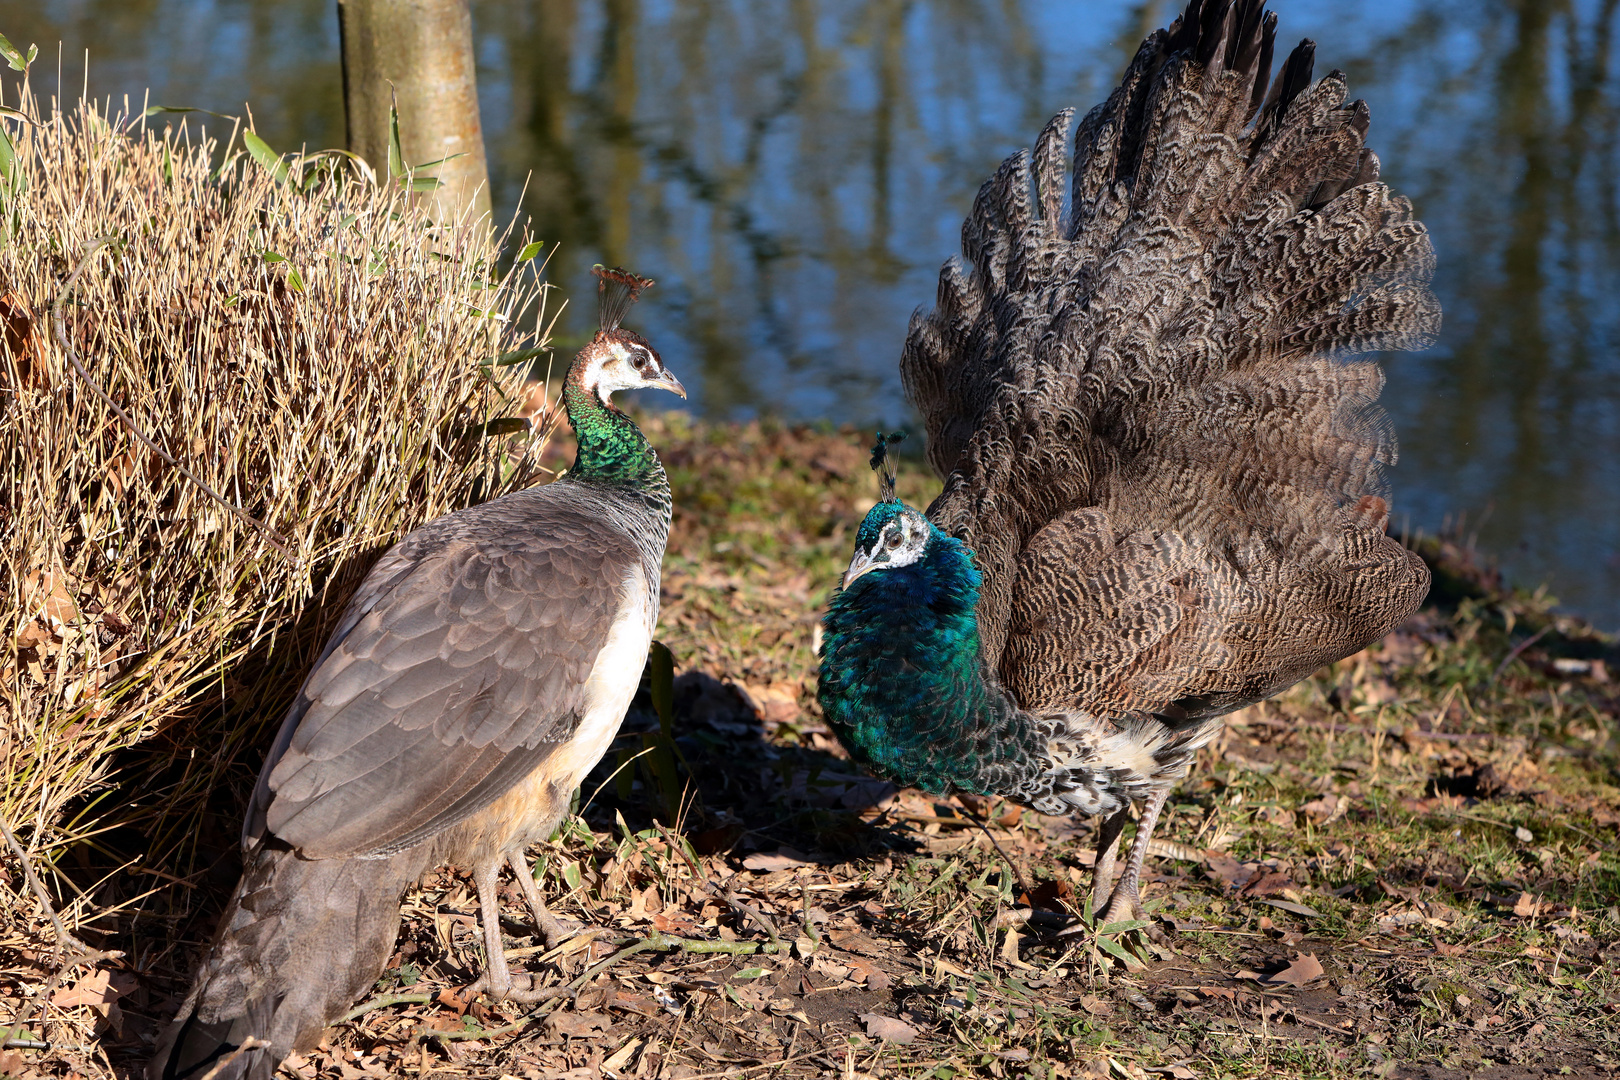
[8,0,1620,627]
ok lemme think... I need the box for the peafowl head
[843,499,934,587]
[573,266,686,404]
[839,431,968,591]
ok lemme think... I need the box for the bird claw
[536,913,583,951]
[465,971,569,1006]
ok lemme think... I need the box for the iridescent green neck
[563,367,661,489]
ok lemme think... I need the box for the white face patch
[841,509,931,587]
[591,340,662,402]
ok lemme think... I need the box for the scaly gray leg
[508,851,574,949]
[466,860,564,1004]
[1090,804,1132,915]
[1099,786,1171,928]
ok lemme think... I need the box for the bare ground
[6,419,1620,1080]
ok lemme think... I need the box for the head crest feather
[869,430,906,503]
[593,265,654,332]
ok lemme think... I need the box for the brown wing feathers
[153,489,644,1080]
[258,498,636,859]
[903,0,1437,718]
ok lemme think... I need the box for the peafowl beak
[840,549,882,589]
[654,370,687,399]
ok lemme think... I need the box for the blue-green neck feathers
[818,504,1044,796]
[562,366,663,491]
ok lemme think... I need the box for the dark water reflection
[8,0,1620,627]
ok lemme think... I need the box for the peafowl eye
[819,0,1437,934]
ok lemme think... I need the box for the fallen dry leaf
[739,682,799,724]
[742,848,813,872]
[1204,854,1254,891]
[50,968,131,1009]
[1240,870,1299,898]
[1514,892,1542,917]
[1268,952,1326,987]
[548,1010,616,1038]
[842,956,892,991]
[860,1013,918,1044]
[601,1036,642,1074]
[27,569,79,628]
[1078,993,1115,1014]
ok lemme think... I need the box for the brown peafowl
[150,268,685,1080]
[819,0,1438,929]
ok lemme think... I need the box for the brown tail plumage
[149,840,432,1080]
[901,0,1438,720]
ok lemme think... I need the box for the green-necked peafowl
[150,268,685,1080]
[819,0,1438,929]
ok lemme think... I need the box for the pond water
[7,0,1620,629]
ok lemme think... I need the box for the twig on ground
[682,1049,827,1079]
[0,814,101,960]
[194,1036,269,1080]
[338,992,436,1025]
[1491,626,1553,686]
[956,797,1032,901]
[0,813,124,1049]
[707,881,783,946]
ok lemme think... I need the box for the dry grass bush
[0,85,558,960]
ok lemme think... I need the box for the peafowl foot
[464,968,571,1006]
[509,852,582,949]
[1097,887,1166,944]
[471,859,574,1005]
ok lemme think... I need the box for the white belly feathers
[547,562,656,794]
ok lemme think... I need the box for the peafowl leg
[508,851,576,949]
[1099,786,1171,928]
[1089,804,1132,914]
[468,861,565,1004]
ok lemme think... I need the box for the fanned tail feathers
[902,0,1437,721]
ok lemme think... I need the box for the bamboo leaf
[410,151,466,170]
[1098,919,1150,936]
[402,175,442,193]
[143,104,241,121]
[644,641,683,824]
[651,642,675,742]
[481,345,547,368]
[387,95,405,181]
[242,131,288,184]
[0,32,31,71]
[1094,935,1139,967]
[516,240,545,263]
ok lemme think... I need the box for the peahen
[150,268,685,1080]
[818,0,1437,929]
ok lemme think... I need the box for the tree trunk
[338,0,493,226]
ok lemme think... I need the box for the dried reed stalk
[0,83,558,957]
